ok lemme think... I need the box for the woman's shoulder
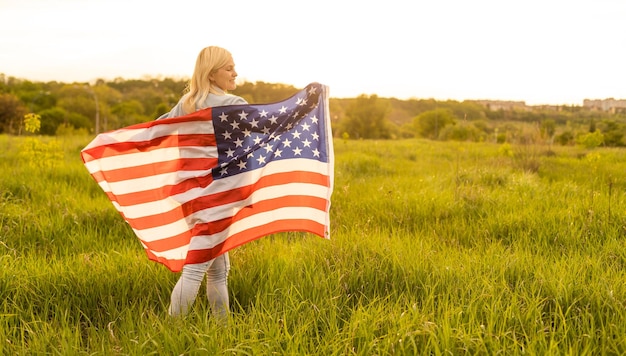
[208,93,247,107]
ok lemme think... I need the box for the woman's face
[210,58,238,91]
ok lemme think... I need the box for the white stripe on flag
[187,207,329,250]
[84,146,218,174]
[114,158,328,216]
[129,181,329,241]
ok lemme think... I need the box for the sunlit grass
[2,134,626,354]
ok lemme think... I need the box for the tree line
[331,95,626,147]
[1,74,625,147]
[0,75,301,136]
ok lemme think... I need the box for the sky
[1,0,625,105]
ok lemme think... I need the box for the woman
[159,46,247,319]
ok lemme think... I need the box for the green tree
[340,94,391,139]
[121,85,166,120]
[152,102,170,119]
[440,122,485,142]
[576,131,604,149]
[540,119,556,145]
[555,130,574,145]
[0,93,28,134]
[56,85,100,131]
[599,121,624,146]
[413,108,456,140]
[111,100,148,127]
[233,81,298,103]
[589,118,596,132]
[38,107,67,135]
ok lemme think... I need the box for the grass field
[2,134,626,355]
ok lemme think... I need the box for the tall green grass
[2,134,626,354]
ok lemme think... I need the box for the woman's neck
[210,84,226,95]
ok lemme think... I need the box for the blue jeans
[168,252,230,319]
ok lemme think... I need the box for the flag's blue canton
[211,83,328,179]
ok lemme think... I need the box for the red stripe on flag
[144,249,186,272]
[124,171,330,229]
[183,219,326,265]
[141,195,329,253]
[105,172,214,207]
[91,157,217,183]
[82,133,216,162]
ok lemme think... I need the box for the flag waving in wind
[81,82,333,272]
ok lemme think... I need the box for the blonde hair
[182,46,233,114]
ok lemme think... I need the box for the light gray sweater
[158,91,248,120]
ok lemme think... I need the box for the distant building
[472,100,529,111]
[583,98,626,113]
[533,104,562,112]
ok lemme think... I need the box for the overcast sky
[1,0,625,105]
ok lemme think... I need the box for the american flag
[81,82,333,272]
